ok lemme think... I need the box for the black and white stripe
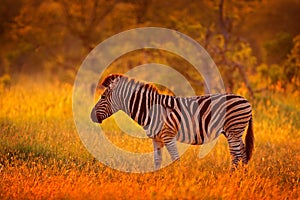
[91,74,254,170]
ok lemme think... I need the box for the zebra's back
[165,94,252,145]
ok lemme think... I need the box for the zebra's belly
[175,118,223,145]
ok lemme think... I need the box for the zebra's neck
[115,77,175,128]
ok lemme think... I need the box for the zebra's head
[91,74,123,123]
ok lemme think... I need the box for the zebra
[91,74,254,170]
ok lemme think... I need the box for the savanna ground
[0,76,299,199]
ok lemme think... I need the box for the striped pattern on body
[91,74,254,170]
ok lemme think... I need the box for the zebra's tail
[245,117,254,161]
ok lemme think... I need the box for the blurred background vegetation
[0,0,299,97]
[0,1,299,198]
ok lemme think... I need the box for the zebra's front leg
[152,139,164,170]
[165,137,180,162]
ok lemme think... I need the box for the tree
[206,0,258,98]
[58,0,117,51]
[283,34,300,91]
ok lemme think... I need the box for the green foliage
[240,0,300,61]
[0,0,299,95]
[0,74,11,90]
[264,32,293,64]
[283,34,300,90]
[257,34,300,92]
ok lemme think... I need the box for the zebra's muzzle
[90,108,102,123]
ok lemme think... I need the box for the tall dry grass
[0,76,299,199]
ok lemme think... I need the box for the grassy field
[0,76,299,199]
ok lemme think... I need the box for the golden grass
[0,76,299,199]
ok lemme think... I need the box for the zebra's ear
[101,74,123,88]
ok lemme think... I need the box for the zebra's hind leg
[152,139,164,170]
[226,132,247,171]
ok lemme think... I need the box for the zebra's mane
[121,75,174,96]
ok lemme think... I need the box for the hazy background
[1,1,300,198]
[0,0,299,96]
